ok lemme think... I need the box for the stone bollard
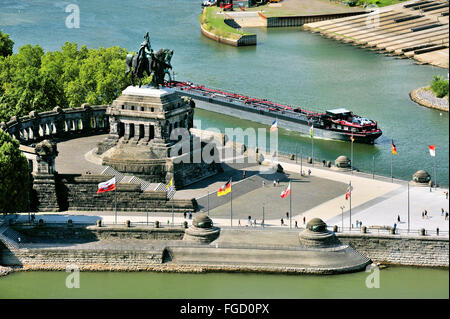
[390,228,396,235]
[67,219,73,227]
[289,154,295,160]
[155,220,160,228]
[126,220,131,227]
[38,219,44,227]
[362,226,367,234]
[307,157,312,164]
[96,220,102,227]
[419,228,426,236]
[183,221,188,229]
[326,160,331,168]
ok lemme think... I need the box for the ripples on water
[0,0,448,185]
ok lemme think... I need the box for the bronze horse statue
[125,33,173,87]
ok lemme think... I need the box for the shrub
[431,75,449,98]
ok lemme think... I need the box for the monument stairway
[0,223,25,250]
[100,166,163,192]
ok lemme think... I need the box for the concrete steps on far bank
[303,0,449,68]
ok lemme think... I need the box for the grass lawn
[199,7,254,40]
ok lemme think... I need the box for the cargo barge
[167,81,382,144]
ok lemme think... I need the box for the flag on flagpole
[350,134,355,143]
[217,179,231,197]
[270,119,278,132]
[280,182,291,198]
[345,183,353,200]
[165,177,176,198]
[391,140,397,155]
[97,177,116,194]
[428,145,436,157]
[310,125,314,138]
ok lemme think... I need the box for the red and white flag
[345,184,353,200]
[428,145,436,157]
[97,177,116,194]
[280,182,291,198]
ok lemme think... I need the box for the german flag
[350,134,355,143]
[391,140,397,155]
[217,179,231,197]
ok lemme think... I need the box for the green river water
[0,267,448,299]
[0,0,448,298]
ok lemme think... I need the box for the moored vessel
[167,81,382,144]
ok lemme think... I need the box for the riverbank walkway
[303,0,449,68]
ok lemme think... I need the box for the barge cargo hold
[167,81,382,144]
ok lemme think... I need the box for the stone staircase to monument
[0,222,26,250]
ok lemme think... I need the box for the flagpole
[349,181,352,229]
[172,196,174,226]
[300,145,303,175]
[289,180,292,229]
[311,134,314,167]
[230,177,233,228]
[372,155,375,179]
[351,137,354,174]
[114,186,117,225]
[407,181,410,233]
[295,144,298,164]
[391,151,393,183]
[262,204,265,228]
[207,190,210,216]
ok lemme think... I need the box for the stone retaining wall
[410,87,449,112]
[12,224,186,241]
[200,24,256,47]
[337,233,449,267]
[31,173,197,212]
[1,247,164,267]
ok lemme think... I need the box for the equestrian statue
[125,32,174,87]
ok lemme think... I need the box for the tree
[0,30,14,57]
[0,129,30,213]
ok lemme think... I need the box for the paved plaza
[20,135,448,235]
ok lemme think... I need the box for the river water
[0,0,448,297]
[1,0,448,186]
[0,267,448,298]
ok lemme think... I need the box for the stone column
[134,123,140,140]
[124,123,130,140]
[144,124,151,141]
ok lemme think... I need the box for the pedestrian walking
[356,219,359,228]
[254,218,257,227]
[441,208,444,216]
[183,212,187,219]
[422,211,424,219]
[189,212,192,219]
[286,212,289,219]
[281,218,284,226]
[262,180,265,188]
[308,169,311,176]
[273,180,276,187]
[277,179,280,186]
[295,220,298,228]
[436,227,439,236]
[322,160,326,167]
[242,170,246,179]
[303,216,306,224]
[425,210,428,218]
[397,214,400,222]
[445,211,448,220]
[238,219,241,226]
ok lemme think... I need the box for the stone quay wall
[266,11,367,28]
[1,247,164,268]
[337,233,449,267]
[11,224,186,241]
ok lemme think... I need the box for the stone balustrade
[0,104,109,145]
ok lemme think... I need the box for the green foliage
[0,39,130,122]
[352,0,406,7]
[0,129,30,213]
[0,30,14,57]
[431,75,449,99]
